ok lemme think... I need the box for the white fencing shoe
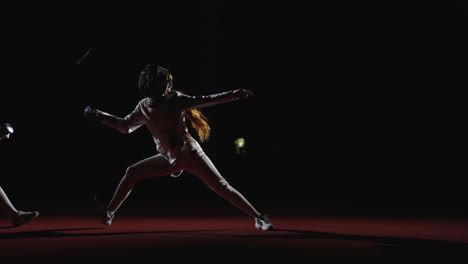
[255,214,275,231]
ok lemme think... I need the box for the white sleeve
[100,100,146,134]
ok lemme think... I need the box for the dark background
[0,1,466,214]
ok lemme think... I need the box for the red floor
[1,206,468,263]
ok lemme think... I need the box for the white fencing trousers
[0,186,18,218]
[106,138,262,218]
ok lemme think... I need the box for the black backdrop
[0,1,466,214]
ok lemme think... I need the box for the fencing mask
[138,64,171,97]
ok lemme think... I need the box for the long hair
[167,75,211,142]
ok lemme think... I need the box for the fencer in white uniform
[0,122,40,227]
[84,65,274,230]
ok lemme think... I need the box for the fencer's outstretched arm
[176,89,253,110]
[84,106,144,134]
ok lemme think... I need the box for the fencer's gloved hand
[83,106,104,123]
[0,122,14,140]
[232,89,253,100]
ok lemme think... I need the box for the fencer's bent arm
[97,110,143,134]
